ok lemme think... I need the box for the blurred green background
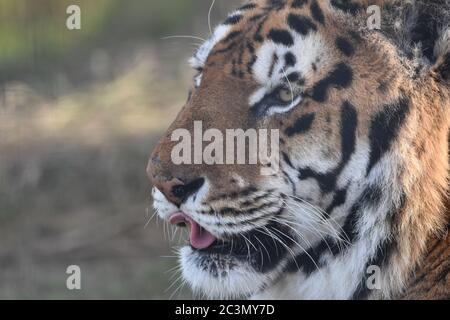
[0,0,240,299]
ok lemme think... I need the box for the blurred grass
[0,0,115,75]
[0,54,188,299]
[0,0,203,77]
[0,0,241,299]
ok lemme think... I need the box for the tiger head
[147,0,450,299]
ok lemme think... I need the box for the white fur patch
[189,24,232,70]
[253,32,327,86]
[180,246,268,299]
[152,187,179,220]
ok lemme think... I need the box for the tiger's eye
[278,88,293,103]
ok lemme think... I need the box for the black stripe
[268,53,279,78]
[282,170,297,194]
[247,42,257,73]
[267,0,287,10]
[298,101,357,193]
[330,0,361,15]
[172,178,205,203]
[310,0,325,25]
[239,3,257,11]
[324,188,348,217]
[282,151,295,169]
[212,42,236,55]
[291,0,308,8]
[223,31,240,42]
[237,44,245,65]
[360,185,383,208]
[311,63,353,102]
[220,201,278,218]
[336,36,355,56]
[317,186,379,259]
[366,97,410,175]
[287,14,317,36]
[285,238,332,274]
[351,237,396,299]
[245,202,279,215]
[246,42,255,54]
[298,168,336,193]
[341,185,384,243]
[247,55,257,73]
[339,101,358,166]
[285,52,296,67]
[268,29,294,46]
[253,16,269,42]
[284,113,316,137]
[286,72,301,82]
[250,13,265,22]
[208,186,258,202]
[224,14,243,25]
[342,196,364,244]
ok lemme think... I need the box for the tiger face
[147,0,450,299]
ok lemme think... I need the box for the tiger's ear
[433,30,450,84]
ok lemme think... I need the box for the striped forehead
[252,30,327,86]
[189,1,331,76]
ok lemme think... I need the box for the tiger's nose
[151,177,205,206]
[147,156,205,205]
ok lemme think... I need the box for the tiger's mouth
[169,212,217,250]
[169,211,291,266]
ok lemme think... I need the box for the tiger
[147,0,450,299]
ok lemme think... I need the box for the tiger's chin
[179,246,270,299]
[175,220,292,299]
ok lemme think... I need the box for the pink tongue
[169,212,216,249]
